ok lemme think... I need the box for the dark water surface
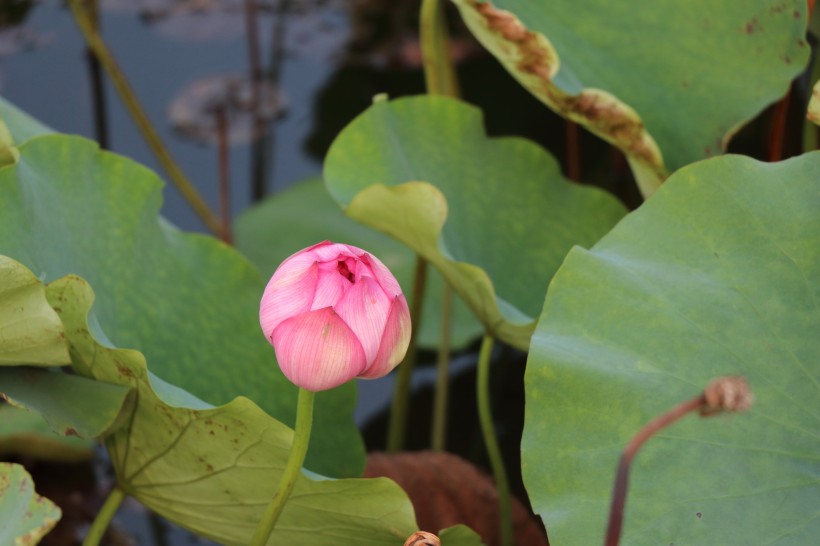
[1,1,346,232]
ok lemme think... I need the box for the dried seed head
[404,531,441,546]
[701,376,753,416]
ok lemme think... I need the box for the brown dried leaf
[365,451,547,546]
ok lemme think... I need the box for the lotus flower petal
[361,295,412,379]
[309,241,359,263]
[260,259,318,337]
[272,307,367,391]
[312,266,350,310]
[334,276,392,364]
[359,252,403,297]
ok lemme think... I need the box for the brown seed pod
[701,375,754,416]
[404,530,441,546]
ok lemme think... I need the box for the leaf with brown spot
[44,275,483,546]
[0,462,60,545]
[0,405,92,462]
[0,366,134,441]
[453,0,809,197]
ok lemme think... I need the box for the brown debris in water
[365,451,548,546]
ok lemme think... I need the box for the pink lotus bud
[260,241,412,391]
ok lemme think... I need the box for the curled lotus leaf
[0,255,68,367]
[452,0,810,196]
[325,95,626,350]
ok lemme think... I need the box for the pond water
[1,0,351,233]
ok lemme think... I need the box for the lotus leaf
[0,367,134,439]
[523,153,820,545]
[0,255,69,367]
[0,462,60,545]
[0,134,360,476]
[45,273,482,546]
[324,95,626,349]
[0,404,92,462]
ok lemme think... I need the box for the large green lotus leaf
[0,134,360,477]
[0,404,92,462]
[324,95,626,350]
[0,97,53,145]
[0,256,69,367]
[453,0,810,196]
[0,462,60,545]
[46,273,481,546]
[523,153,820,545]
[235,177,482,349]
[0,96,53,169]
[0,367,134,439]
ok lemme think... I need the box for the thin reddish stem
[603,376,752,546]
[604,395,705,546]
[215,107,232,244]
[768,83,792,162]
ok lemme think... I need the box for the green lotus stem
[420,0,458,455]
[477,333,513,546]
[82,485,125,546]
[420,0,459,97]
[250,387,315,546]
[68,0,222,236]
[386,256,428,452]
[431,282,453,451]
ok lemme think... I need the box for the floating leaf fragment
[169,75,285,146]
